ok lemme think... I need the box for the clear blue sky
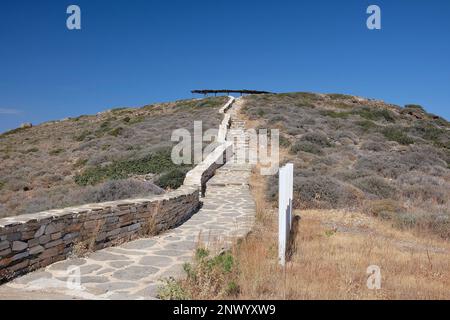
[1,0,449,132]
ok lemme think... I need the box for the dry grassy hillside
[147,92,450,300]
[0,96,226,217]
[243,93,450,239]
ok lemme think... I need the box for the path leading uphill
[0,98,255,300]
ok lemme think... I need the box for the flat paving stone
[89,251,129,262]
[80,276,110,284]
[139,256,172,267]
[120,239,157,250]
[152,249,189,257]
[48,258,87,271]
[80,264,102,275]
[109,261,133,269]
[112,266,159,281]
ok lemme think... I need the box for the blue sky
[0,0,449,132]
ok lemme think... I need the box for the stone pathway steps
[0,97,255,300]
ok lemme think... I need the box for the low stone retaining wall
[0,186,199,283]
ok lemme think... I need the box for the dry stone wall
[0,186,199,283]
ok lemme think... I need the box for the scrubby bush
[334,130,359,145]
[352,176,398,199]
[355,120,377,132]
[396,172,448,204]
[74,149,185,186]
[356,107,396,122]
[49,148,65,156]
[290,141,322,155]
[299,132,332,147]
[268,115,286,124]
[382,127,414,145]
[404,104,425,112]
[279,135,291,148]
[81,179,164,203]
[74,130,92,142]
[156,168,189,189]
[320,110,352,119]
[361,140,388,152]
[292,176,361,209]
[109,127,124,137]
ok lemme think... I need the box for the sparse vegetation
[156,168,190,190]
[0,96,226,217]
[242,92,449,239]
[159,248,238,300]
[382,127,414,145]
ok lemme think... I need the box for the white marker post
[278,163,293,266]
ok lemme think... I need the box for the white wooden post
[278,163,293,266]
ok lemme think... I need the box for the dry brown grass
[232,171,450,300]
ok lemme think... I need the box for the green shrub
[74,149,186,186]
[320,110,352,119]
[279,135,291,148]
[353,176,397,198]
[94,121,112,137]
[157,278,190,300]
[355,120,377,132]
[290,141,322,155]
[108,127,124,137]
[24,148,39,153]
[382,127,414,145]
[356,107,396,122]
[73,158,88,169]
[327,93,354,100]
[49,148,65,156]
[111,107,128,113]
[256,108,265,117]
[156,168,188,189]
[71,115,88,122]
[300,132,332,147]
[0,181,4,191]
[404,104,425,112]
[127,115,145,124]
[74,130,92,142]
[196,248,209,260]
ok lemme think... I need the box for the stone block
[7,232,21,241]
[39,234,51,245]
[0,240,9,251]
[44,239,63,249]
[0,248,11,258]
[27,238,39,247]
[34,225,46,238]
[50,232,62,241]
[8,259,29,272]
[28,245,44,255]
[11,251,29,261]
[45,222,64,235]
[12,241,28,252]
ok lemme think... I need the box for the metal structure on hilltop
[191,89,273,97]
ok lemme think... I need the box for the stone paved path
[0,98,255,300]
